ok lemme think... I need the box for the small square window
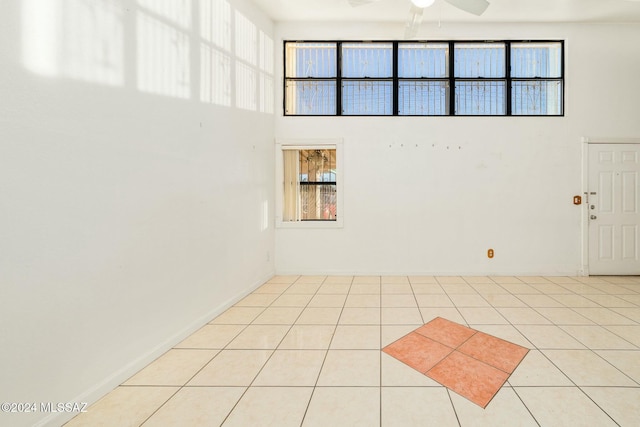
[276,140,344,228]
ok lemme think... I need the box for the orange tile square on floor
[382,316,529,408]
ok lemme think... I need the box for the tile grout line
[299,275,355,427]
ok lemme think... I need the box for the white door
[588,144,640,275]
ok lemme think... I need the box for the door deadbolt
[590,205,595,210]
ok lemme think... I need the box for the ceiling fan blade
[404,5,424,39]
[444,0,490,16]
[347,0,381,6]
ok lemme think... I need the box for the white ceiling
[251,0,640,23]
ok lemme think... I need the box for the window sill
[276,219,344,229]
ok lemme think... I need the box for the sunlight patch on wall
[259,31,274,114]
[234,11,257,111]
[201,46,232,106]
[21,0,124,86]
[136,11,190,99]
[200,0,232,106]
[137,0,191,29]
[236,62,257,111]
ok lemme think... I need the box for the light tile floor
[66,275,640,426]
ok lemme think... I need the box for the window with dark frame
[282,148,337,222]
[284,40,564,117]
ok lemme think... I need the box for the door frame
[582,137,640,276]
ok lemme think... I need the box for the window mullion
[337,41,342,116]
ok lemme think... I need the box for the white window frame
[275,138,344,229]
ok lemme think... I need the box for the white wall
[0,1,274,426]
[274,22,640,276]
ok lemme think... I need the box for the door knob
[590,215,597,220]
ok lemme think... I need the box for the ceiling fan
[347,0,490,38]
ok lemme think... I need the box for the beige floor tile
[451,387,538,427]
[279,325,335,349]
[226,325,290,349]
[604,325,640,347]
[542,349,636,386]
[381,307,423,325]
[517,276,552,284]
[252,350,326,386]
[449,294,491,307]
[296,307,342,325]
[302,387,379,427]
[124,349,217,386]
[497,308,552,325]
[469,324,533,348]
[307,294,347,308]
[65,386,178,427]
[381,283,413,294]
[223,387,313,427]
[316,283,351,294]
[296,275,327,284]
[458,307,509,325]
[317,350,380,386]
[419,307,467,325]
[546,277,581,284]
[349,283,381,294]
[441,283,477,294]
[469,283,510,295]
[506,350,572,386]
[345,294,380,307]
[322,276,354,285]
[573,308,638,325]
[254,282,290,294]
[381,276,409,284]
[516,294,564,308]
[559,283,605,295]
[252,307,303,325]
[515,325,586,349]
[235,293,279,307]
[411,284,447,295]
[142,387,244,427]
[620,294,640,305]
[339,307,381,325]
[330,325,380,349]
[595,350,640,383]
[382,387,458,426]
[381,353,440,386]
[499,283,540,294]
[582,387,640,427]
[514,387,617,427]
[464,276,495,284]
[483,294,527,307]
[267,275,299,284]
[414,294,454,307]
[550,294,601,308]
[271,294,313,307]
[187,350,272,386]
[436,276,467,284]
[585,295,637,308]
[611,307,640,323]
[408,275,438,284]
[175,324,245,349]
[209,307,264,325]
[490,276,523,284]
[528,283,572,294]
[352,276,381,284]
[533,307,594,325]
[560,325,638,349]
[283,283,322,295]
[381,294,418,307]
